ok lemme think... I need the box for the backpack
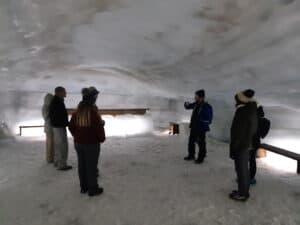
[258,117,271,139]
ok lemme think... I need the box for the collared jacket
[185,102,213,132]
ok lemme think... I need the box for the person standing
[229,89,258,201]
[42,93,55,163]
[49,86,72,171]
[184,90,213,164]
[69,87,106,197]
[81,87,103,177]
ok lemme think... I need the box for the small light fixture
[169,122,179,135]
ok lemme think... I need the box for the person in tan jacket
[42,93,55,163]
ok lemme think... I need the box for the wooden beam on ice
[67,108,149,116]
[19,125,44,136]
[260,143,300,174]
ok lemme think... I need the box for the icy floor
[0,135,299,225]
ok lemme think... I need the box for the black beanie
[81,87,99,105]
[195,89,205,98]
[243,89,255,98]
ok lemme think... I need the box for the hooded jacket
[42,93,54,133]
[230,102,258,158]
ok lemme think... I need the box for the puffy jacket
[69,109,105,144]
[230,102,258,159]
[49,96,69,128]
[185,102,213,132]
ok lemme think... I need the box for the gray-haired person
[42,93,55,163]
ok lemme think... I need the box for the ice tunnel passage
[1,0,300,172]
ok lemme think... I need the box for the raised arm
[184,102,196,110]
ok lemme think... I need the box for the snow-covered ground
[0,134,299,225]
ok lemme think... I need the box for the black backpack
[258,117,271,139]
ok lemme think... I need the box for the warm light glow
[103,115,153,137]
[16,115,154,138]
[260,152,297,174]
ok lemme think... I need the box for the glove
[184,102,190,108]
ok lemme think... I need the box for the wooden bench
[19,125,44,136]
[260,143,300,174]
[19,108,150,136]
[67,108,149,116]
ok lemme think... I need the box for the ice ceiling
[0,0,300,141]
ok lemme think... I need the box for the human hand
[184,102,190,108]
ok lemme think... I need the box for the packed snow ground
[0,134,299,225]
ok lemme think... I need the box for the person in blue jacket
[184,90,213,164]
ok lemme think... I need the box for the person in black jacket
[184,90,213,164]
[49,86,72,171]
[229,89,258,201]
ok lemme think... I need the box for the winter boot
[250,178,257,185]
[184,155,195,161]
[229,191,249,202]
[57,165,73,171]
[195,158,204,164]
[88,187,104,197]
[80,188,88,194]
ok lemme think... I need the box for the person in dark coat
[184,90,213,164]
[69,87,106,197]
[49,86,72,171]
[229,89,258,201]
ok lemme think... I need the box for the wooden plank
[260,143,300,161]
[19,125,44,128]
[67,108,149,116]
[19,125,44,136]
[260,143,300,174]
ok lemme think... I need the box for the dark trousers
[188,130,206,160]
[235,151,250,196]
[249,149,257,180]
[75,143,100,191]
[96,149,100,177]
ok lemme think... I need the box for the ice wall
[0,0,300,142]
